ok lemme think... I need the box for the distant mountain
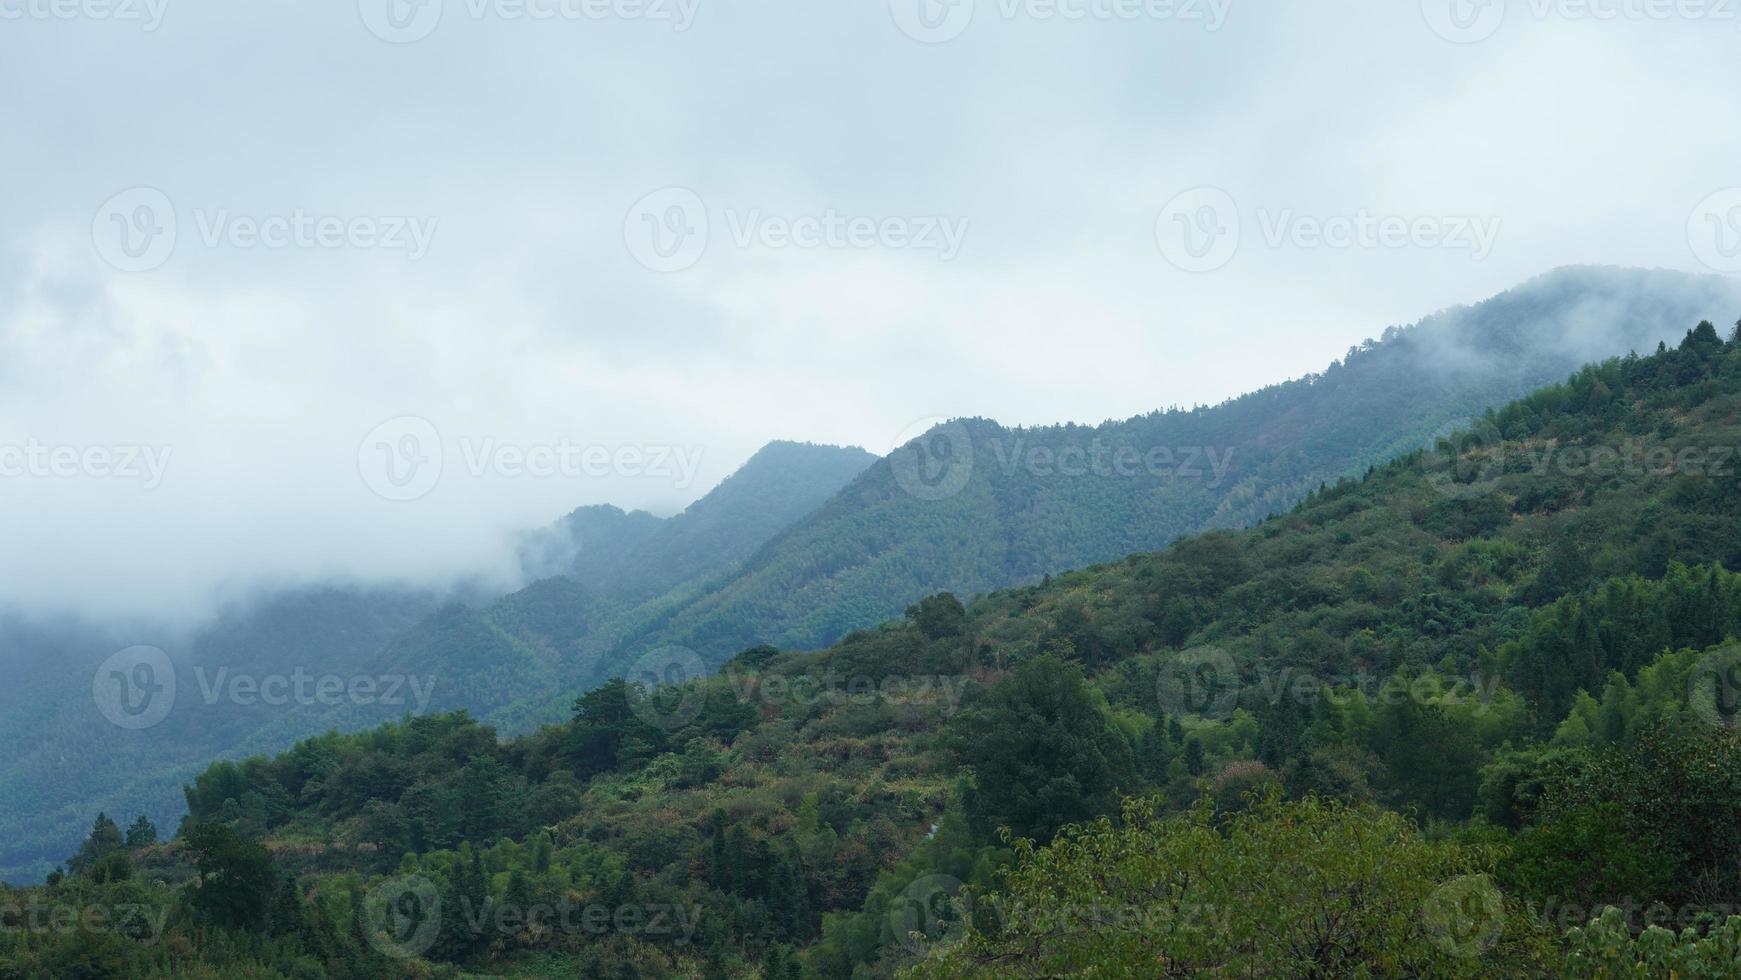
[518,440,881,604]
[0,584,445,884]
[0,440,875,885]
[339,440,881,723]
[609,267,1741,662]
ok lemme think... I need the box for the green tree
[124,815,158,848]
[949,655,1135,843]
[66,813,125,876]
[182,821,278,930]
[907,794,1553,978]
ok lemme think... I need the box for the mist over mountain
[0,440,876,883]
[4,267,1733,888]
[608,267,1741,662]
[62,309,1741,978]
[517,441,880,602]
[0,583,445,883]
[16,1,1741,971]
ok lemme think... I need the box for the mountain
[8,268,1730,893]
[335,440,880,725]
[519,440,880,605]
[0,441,875,886]
[606,266,1741,663]
[238,268,1741,739]
[39,314,1741,978]
[0,583,447,884]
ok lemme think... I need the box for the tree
[906,593,967,641]
[1501,803,1676,911]
[949,655,1135,842]
[1184,735,1205,776]
[125,815,158,848]
[1370,694,1482,820]
[1211,759,1282,815]
[763,943,803,980]
[433,843,491,961]
[566,678,665,778]
[907,794,1553,978]
[182,822,278,930]
[1566,908,1741,975]
[67,813,125,876]
[1523,723,1741,909]
[267,871,312,940]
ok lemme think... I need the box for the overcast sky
[2,0,1739,621]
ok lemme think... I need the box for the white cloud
[2,0,1738,621]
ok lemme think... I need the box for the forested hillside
[0,443,874,887]
[518,442,880,605]
[334,441,880,728]
[611,266,1741,664]
[14,318,1741,977]
[6,270,1725,893]
[0,585,446,886]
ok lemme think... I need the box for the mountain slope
[519,441,879,605]
[108,315,1741,979]
[0,584,446,884]
[300,441,881,730]
[0,442,874,886]
[614,266,1741,663]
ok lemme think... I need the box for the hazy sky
[3,0,1740,620]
